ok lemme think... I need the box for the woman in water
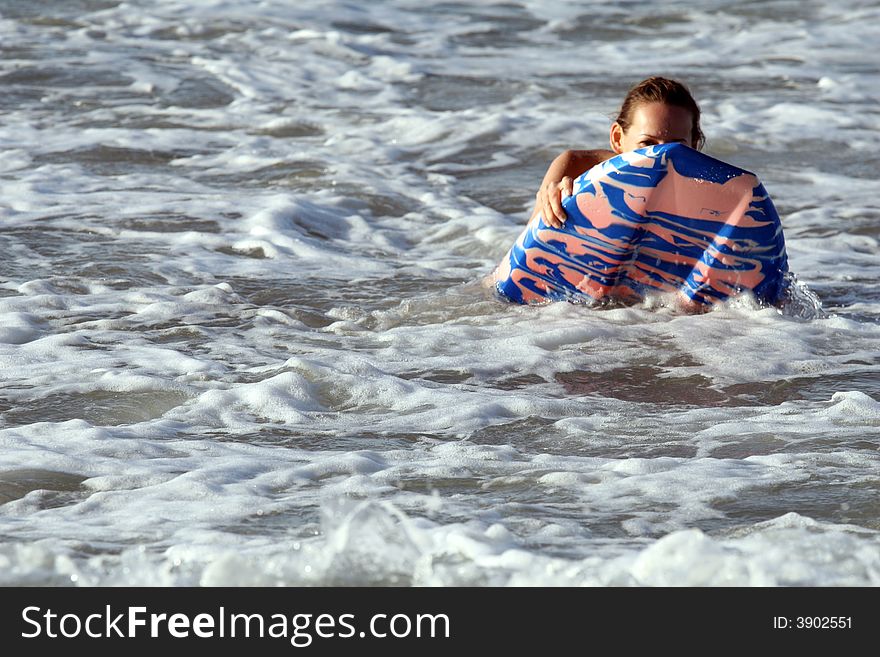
[531,76,705,229]
[491,75,786,309]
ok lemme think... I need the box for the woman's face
[610,102,695,153]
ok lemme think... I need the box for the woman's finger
[542,191,560,228]
[549,183,567,225]
[562,176,574,198]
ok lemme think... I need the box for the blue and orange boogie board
[494,143,788,308]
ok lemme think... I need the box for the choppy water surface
[1,0,879,586]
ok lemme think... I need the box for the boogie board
[494,143,788,308]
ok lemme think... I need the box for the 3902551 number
[796,617,851,629]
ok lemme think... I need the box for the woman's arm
[530,149,614,228]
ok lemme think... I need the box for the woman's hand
[529,149,612,229]
[534,175,574,229]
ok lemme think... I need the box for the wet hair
[615,76,705,150]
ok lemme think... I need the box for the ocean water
[0,0,879,586]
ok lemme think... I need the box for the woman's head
[610,76,705,153]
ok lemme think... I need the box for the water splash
[778,271,828,320]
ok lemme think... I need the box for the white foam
[0,0,878,586]
[823,391,880,423]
